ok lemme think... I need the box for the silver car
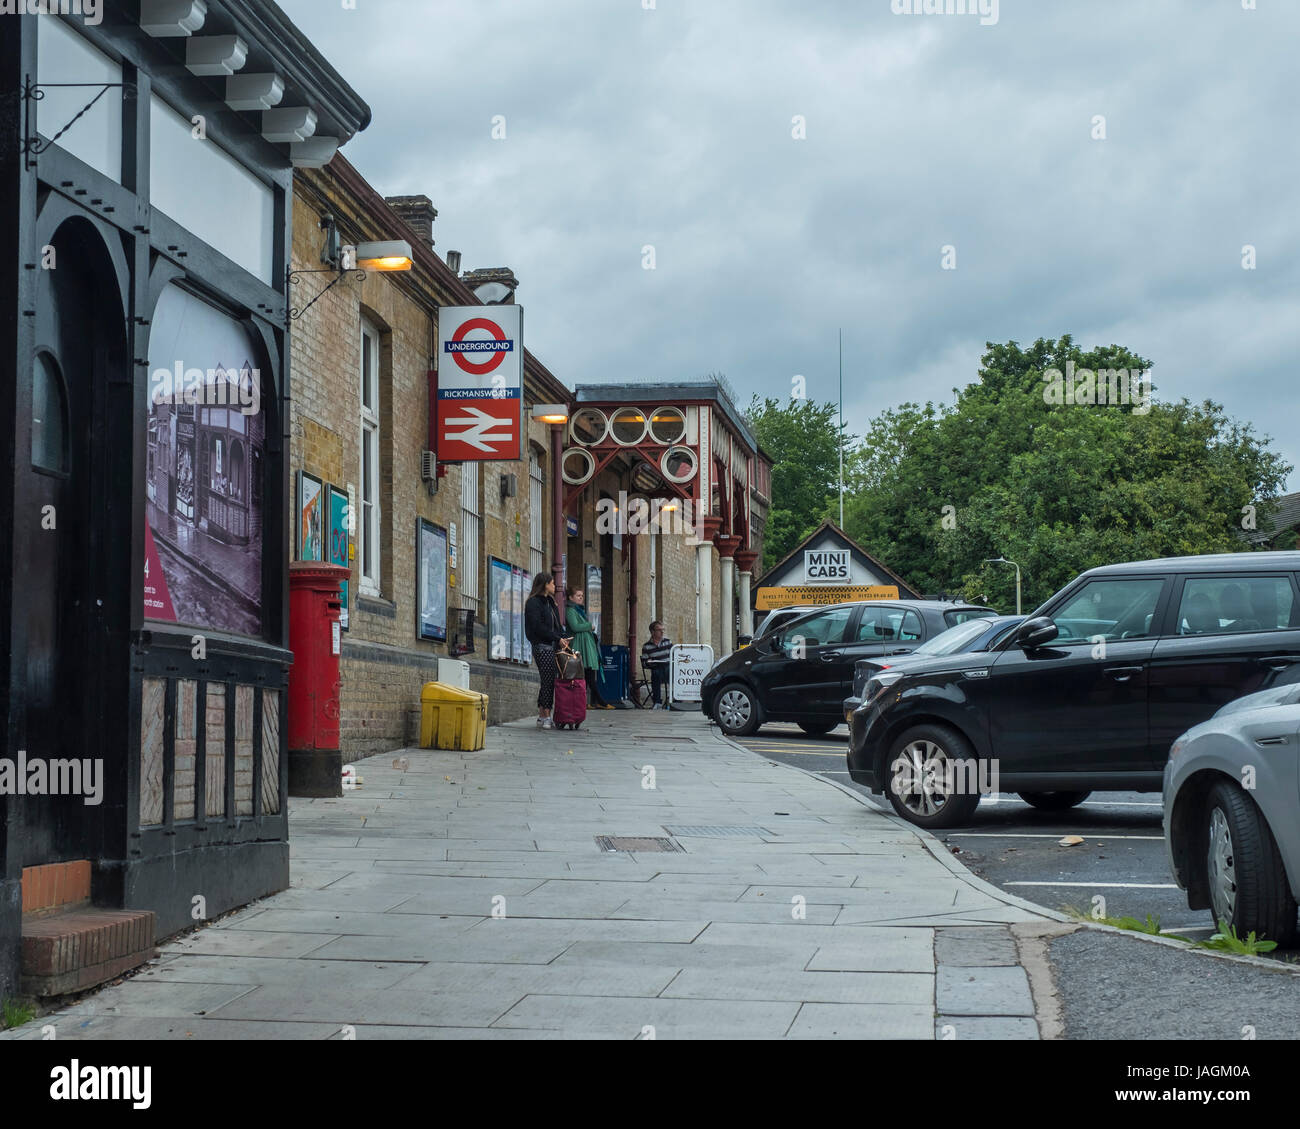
[1164,683,1300,945]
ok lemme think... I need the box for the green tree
[748,396,849,571]
[842,336,1291,611]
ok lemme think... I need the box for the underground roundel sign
[436,305,523,461]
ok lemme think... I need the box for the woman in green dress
[566,586,612,708]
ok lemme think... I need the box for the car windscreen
[915,617,993,656]
[985,618,1026,650]
[943,607,996,628]
[755,609,804,638]
[777,606,853,655]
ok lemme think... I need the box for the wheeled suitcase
[553,677,588,730]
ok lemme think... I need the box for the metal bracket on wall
[286,266,366,324]
[18,75,138,170]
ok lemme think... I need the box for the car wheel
[884,724,983,829]
[1018,791,1092,811]
[797,720,837,737]
[714,684,763,737]
[1204,779,1297,945]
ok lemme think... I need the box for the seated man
[641,621,673,709]
[1219,585,1263,633]
[1181,592,1219,635]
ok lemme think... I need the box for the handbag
[555,644,584,682]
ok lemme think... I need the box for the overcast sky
[279,0,1299,492]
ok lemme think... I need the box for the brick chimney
[460,267,520,304]
[384,194,437,250]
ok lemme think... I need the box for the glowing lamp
[531,404,570,424]
[355,240,413,272]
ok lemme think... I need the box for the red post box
[287,562,350,797]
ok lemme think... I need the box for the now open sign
[670,645,713,703]
[804,549,851,583]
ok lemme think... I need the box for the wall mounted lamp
[354,240,413,273]
[288,219,413,322]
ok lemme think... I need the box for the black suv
[702,600,995,737]
[847,552,1300,828]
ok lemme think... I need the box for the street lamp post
[984,557,1022,616]
[532,404,571,621]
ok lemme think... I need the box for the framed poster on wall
[521,571,533,665]
[511,565,523,663]
[587,564,603,640]
[488,558,512,662]
[328,485,350,630]
[297,470,324,562]
[418,519,448,642]
[144,284,266,638]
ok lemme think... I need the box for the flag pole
[838,328,844,527]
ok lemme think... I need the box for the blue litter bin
[597,644,629,705]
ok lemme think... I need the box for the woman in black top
[524,571,570,729]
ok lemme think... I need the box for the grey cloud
[282,0,1298,487]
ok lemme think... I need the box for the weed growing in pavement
[1202,920,1278,956]
[1107,913,1167,936]
[1063,905,1192,943]
[1065,906,1283,954]
[2,997,35,1029]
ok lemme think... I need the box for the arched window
[32,352,69,474]
[229,440,246,502]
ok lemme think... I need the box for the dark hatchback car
[702,600,995,737]
[848,552,1300,829]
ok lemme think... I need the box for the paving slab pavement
[3,710,1053,1041]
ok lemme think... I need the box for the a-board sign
[670,644,714,703]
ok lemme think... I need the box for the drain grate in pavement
[633,735,695,742]
[662,824,772,839]
[595,835,684,853]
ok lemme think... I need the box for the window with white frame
[460,461,481,611]
[359,318,381,594]
[529,451,544,581]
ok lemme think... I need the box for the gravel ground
[1050,927,1300,1040]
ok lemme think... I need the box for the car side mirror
[737,634,753,647]
[1016,616,1058,649]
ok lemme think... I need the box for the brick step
[21,908,157,998]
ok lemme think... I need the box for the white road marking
[984,796,1163,809]
[767,749,847,758]
[1006,881,1179,889]
[1079,801,1163,808]
[757,742,842,747]
[950,833,1164,841]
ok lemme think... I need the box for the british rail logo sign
[436,307,523,461]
